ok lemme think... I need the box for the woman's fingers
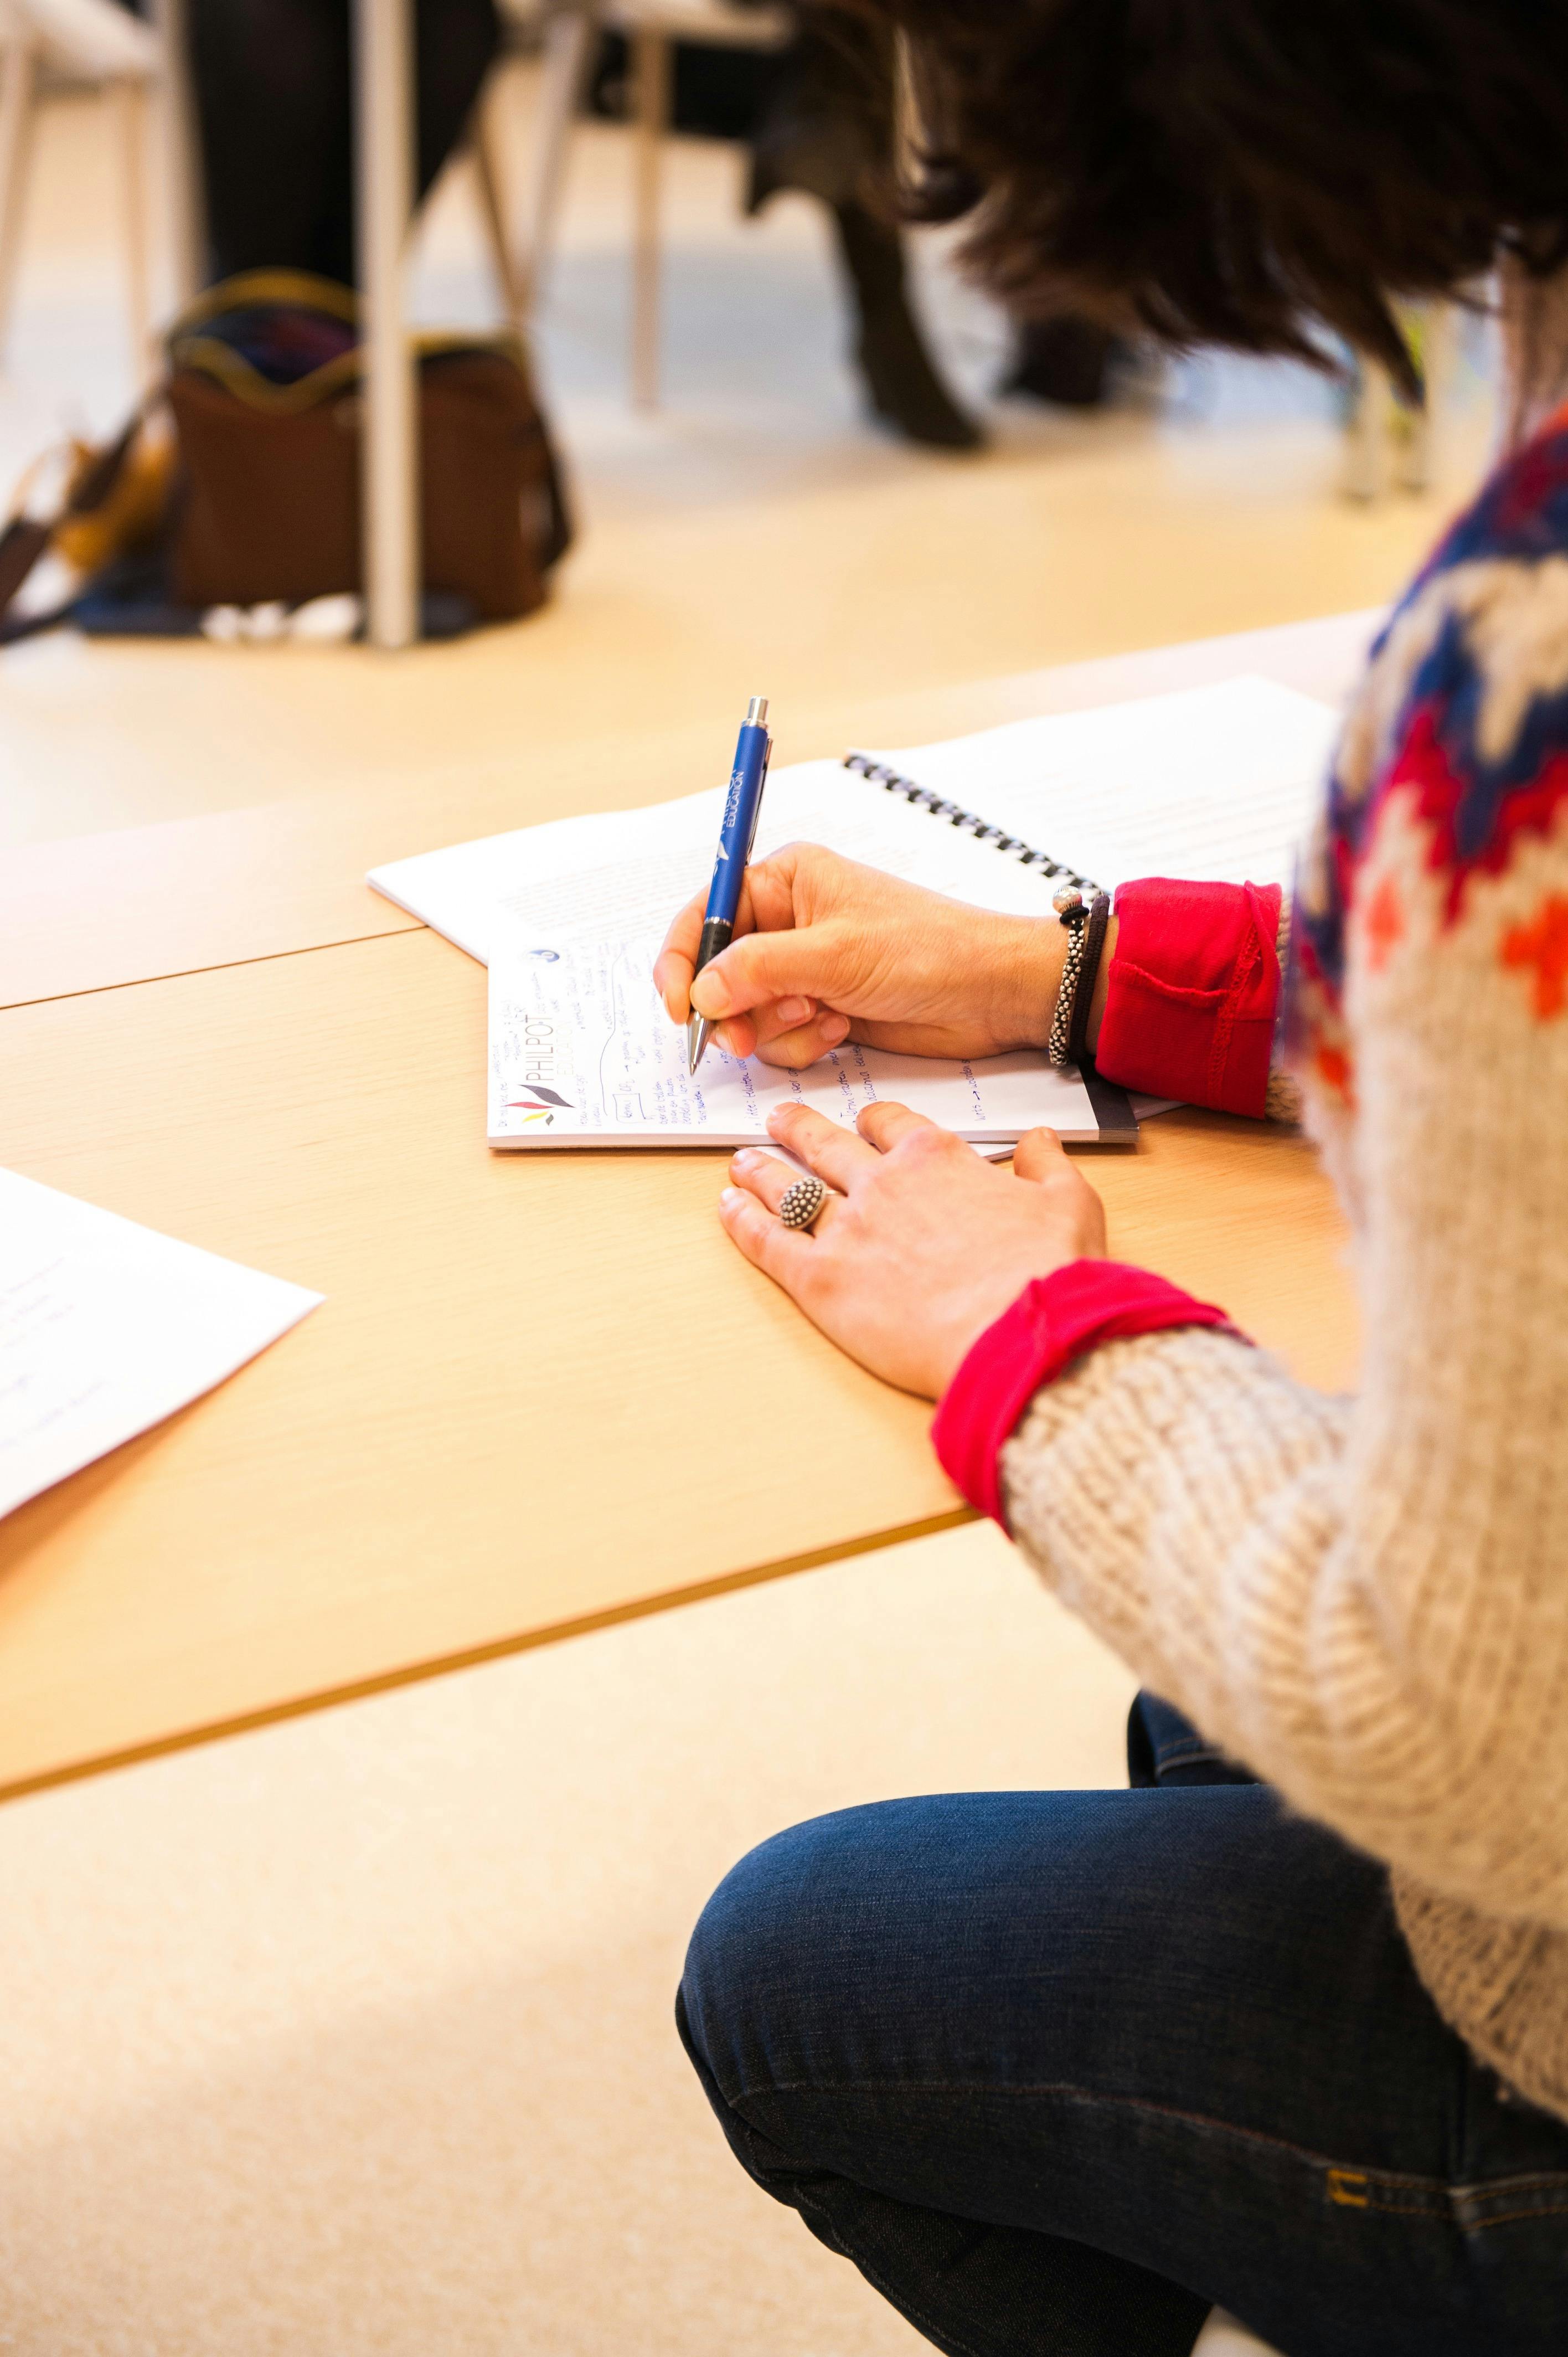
[653,889,705,1020]
[718,1185,816,1299]
[767,1102,880,1191]
[728,1146,837,1226]
[745,995,819,1049]
[753,1009,853,1068]
[857,1100,941,1154]
[705,1000,854,1069]
[726,1147,796,1213]
[690,920,849,1024]
[709,1012,760,1061]
[1012,1125,1067,1182]
[654,874,766,1020]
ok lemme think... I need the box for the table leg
[353,0,420,650]
[0,37,35,366]
[631,23,669,410]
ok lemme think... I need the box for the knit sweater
[935,274,1568,2124]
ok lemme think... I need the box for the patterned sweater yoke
[985,271,1568,2123]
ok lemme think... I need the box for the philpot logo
[507,1085,574,1127]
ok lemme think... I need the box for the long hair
[847,0,1568,394]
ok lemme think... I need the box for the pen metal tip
[745,695,768,727]
[687,1015,713,1074]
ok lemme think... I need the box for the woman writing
[655,3,1568,2350]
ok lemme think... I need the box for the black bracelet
[1067,892,1112,1071]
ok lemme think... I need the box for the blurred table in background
[0,609,1376,1802]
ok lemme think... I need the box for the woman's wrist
[989,917,1067,1051]
[988,913,1119,1058]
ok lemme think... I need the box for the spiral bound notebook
[368,675,1340,1149]
[836,748,1104,894]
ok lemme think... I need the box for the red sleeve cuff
[931,1259,1242,1526]
[1096,878,1283,1118]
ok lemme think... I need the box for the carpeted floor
[0,1525,1139,2354]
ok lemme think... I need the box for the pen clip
[742,733,771,866]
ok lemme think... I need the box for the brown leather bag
[0,270,571,639]
[166,272,571,621]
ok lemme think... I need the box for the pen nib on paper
[687,1015,713,1074]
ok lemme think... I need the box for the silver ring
[778,1175,830,1231]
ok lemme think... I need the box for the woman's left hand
[720,1102,1108,1399]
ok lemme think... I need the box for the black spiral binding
[842,751,1100,897]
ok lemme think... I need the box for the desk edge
[0,1502,976,1805]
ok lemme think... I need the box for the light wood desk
[0,614,1376,1800]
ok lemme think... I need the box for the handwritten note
[488,938,1105,1148]
[0,1168,322,1521]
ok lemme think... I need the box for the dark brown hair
[849,0,1568,393]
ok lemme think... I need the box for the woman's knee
[679,1806,861,2103]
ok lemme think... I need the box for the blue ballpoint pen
[687,696,773,1073]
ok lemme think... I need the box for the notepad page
[0,1169,322,1521]
[488,939,1103,1148]
[866,676,1340,896]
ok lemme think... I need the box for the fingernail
[719,1187,745,1215]
[730,1149,760,1171]
[822,1012,850,1044]
[691,971,730,1017]
[776,996,811,1027]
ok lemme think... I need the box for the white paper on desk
[368,676,1339,967]
[488,939,1106,1147]
[371,754,1057,966]
[0,1168,322,1521]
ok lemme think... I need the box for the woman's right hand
[653,843,1071,1068]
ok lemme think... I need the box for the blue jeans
[678,1697,1568,2356]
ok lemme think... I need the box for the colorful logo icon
[507,1084,573,1127]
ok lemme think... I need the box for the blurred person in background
[744,6,981,447]
[670,4,1568,2353]
[595,3,983,447]
[190,0,982,443]
[188,0,499,285]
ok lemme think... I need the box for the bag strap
[0,408,154,642]
[0,516,51,614]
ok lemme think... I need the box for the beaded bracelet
[1048,891,1089,1067]
[1048,888,1112,1069]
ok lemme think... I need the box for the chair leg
[472,74,524,332]
[148,0,204,308]
[630,22,669,409]
[0,38,37,369]
[115,80,155,385]
[517,5,595,316]
[1343,356,1389,502]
